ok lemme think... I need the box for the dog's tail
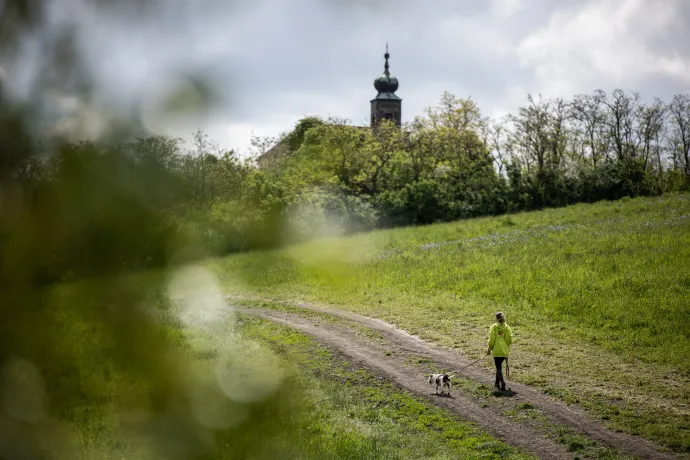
[447,374,455,380]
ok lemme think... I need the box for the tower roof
[373,45,401,101]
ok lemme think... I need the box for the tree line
[3,89,689,283]
[489,90,690,208]
[247,89,690,232]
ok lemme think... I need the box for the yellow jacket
[488,322,513,357]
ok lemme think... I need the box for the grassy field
[24,273,541,459]
[233,317,536,460]
[210,193,690,453]
[16,194,688,457]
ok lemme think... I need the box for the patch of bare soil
[230,296,677,460]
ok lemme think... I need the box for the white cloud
[4,0,690,154]
[490,0,524,20]
[517,0,690,96]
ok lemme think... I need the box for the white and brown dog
[428,373,454,396]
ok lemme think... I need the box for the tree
[508,94,551,173]
[365,119,404,195]
[668,93,690,179]
[570,92,609,166]
[285,116,325,153]
[191,128,221,203]
[486,118,510,176]
[546,97,569,170]
[250,132,280,168]
[635,97,666,172]
[599,89,640,162]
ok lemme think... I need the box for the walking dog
[428,373,454,396]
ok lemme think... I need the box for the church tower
[370,45,402,128]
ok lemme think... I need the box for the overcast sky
[5,0,690,155]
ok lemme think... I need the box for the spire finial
[384,43,390,74]
[373,43,398,94]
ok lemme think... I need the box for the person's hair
[495,312,505,322]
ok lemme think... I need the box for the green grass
[11,276,336,459]
[210,193,690,452]
[1,278,182,459]
[25,274,535,459]
[22,194,687,457]
[238,316,535,459]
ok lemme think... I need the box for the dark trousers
[494,357,507,389]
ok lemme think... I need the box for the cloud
[517,0,690,96]
[4,0,690,155]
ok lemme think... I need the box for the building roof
[372,46,401,101]
[371,92,401,102]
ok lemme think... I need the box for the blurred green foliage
[0,82,313,460]
[0,2,314,458]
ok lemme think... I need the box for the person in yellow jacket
[486,311,512,391]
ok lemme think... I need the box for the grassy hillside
[20,267,547,460]
[12,194,688,457]
[212,193,690,452]
[34,279,541,459]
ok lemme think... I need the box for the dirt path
[230,296,677,460]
